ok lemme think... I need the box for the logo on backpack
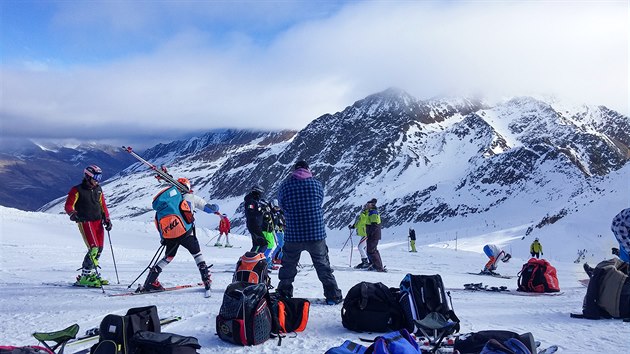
[152,186,194,239]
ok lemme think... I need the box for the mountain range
[0,139,136,210]
[38,88,629,251]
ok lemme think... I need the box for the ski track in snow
[0,207,628,353]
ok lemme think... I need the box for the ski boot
[354,258,370,269]
[142,280,165,292]
[224,243,233,248]
[93,273,109,285]
[75,274,102,287]
[214,242,223,247]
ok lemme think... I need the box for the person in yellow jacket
[349,204,370,269]
[530,238,543,259]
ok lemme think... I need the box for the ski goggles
[91,173,103,182]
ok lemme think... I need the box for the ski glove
[69,212,80,222]
[103,218,112,231]
[203,203,219,214]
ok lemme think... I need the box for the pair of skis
[121,146,189,192]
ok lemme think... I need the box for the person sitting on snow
[482,244,511,274]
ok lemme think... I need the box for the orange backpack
[232,252,270,287]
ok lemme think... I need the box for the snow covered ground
[1,206,628,353]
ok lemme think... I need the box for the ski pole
[205,231,220,246]
[88,252,106,294]
[349,234,354,267]
[106,229,120,284]
[341,229,354,252]
[128,245,165,289]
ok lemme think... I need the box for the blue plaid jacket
[277,169,326,242]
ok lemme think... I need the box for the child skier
[140,177,220,297]
[215,214,231,247]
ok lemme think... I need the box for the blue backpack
[152,186,194,239]
[367,329,420,354]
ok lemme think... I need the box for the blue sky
[1,0,627,146]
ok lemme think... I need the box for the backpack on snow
[232,252,270,287]
[215,281,272,346]
[152,186,194,239]
[517,258,560,293]
[96,305,161,354]
[341,282,406,333]
[130,331,201,354]
[454,330,536,354]
[268,292,310,334]
[399,274,460,334]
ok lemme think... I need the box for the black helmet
[252,185,264,194]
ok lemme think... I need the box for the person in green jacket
[349,204,370,269]
[530,238,543,259]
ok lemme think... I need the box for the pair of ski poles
[341,229,354,267]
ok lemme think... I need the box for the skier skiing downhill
[349,204,371,269]
[482,244,512,274]
[65,165,112,287]
[141,177,220,297]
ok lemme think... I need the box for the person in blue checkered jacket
[276,160,343,305]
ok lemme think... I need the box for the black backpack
[341,282,405,333]
[399,274,460,334]
[454,330,536,354]
[130,331,201,354]
[96,306,161,354]
[216,281,272,346]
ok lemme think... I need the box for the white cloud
[1,1,627,142]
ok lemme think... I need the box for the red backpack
[517,258,560,293]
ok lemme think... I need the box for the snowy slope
[1,206,628,353]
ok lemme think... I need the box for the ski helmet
[84,165,103,182]
[271,199,279,208]
[177,177,191,190]
[252,185,264,194]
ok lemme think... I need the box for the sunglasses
[91,173,103,182]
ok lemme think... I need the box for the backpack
[152,186,194,239]
[0,347,54,354]
[480,338,532,354]
[90,340,120,354]
[517,259,560,293]
[97,306,161,354]
[454,331,536,354]
[216,281,272,346]
[325,341,367,354]
[399,274,460,334]
[233,252,270,287]
[341,282,406,333]
[269,293,310,334]
[365,329,420,354]
[130,331,201,354]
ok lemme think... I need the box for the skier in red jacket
[215,214,232,247]
[64,165,112,287]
